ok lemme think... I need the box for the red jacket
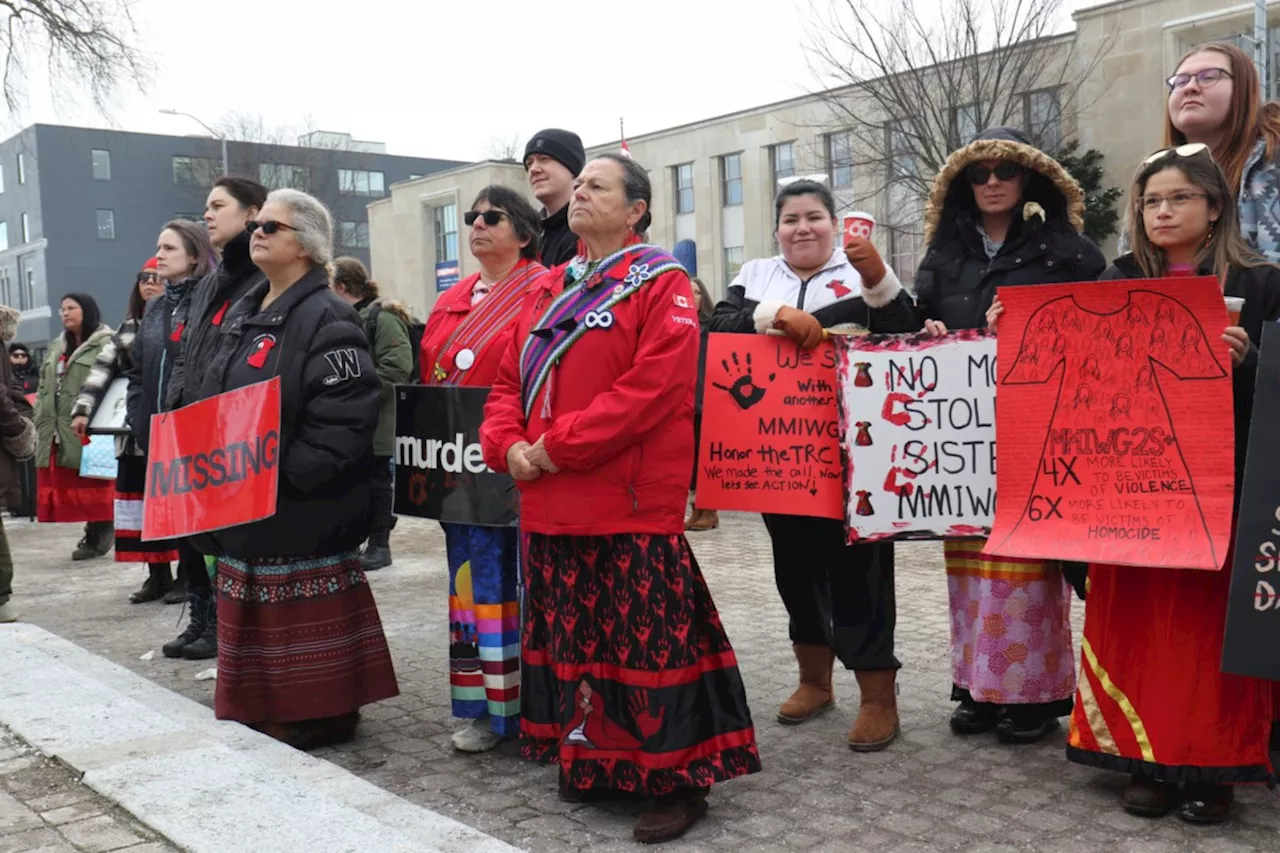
[480,249,699,535]
[420,259,547,387]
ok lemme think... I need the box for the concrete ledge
[0,623,525,853]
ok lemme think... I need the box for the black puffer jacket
[173,229,264,410]
[125,279,195,451]
[538,204,577,268]
[193,266,379,559]
[915,127,1107,331]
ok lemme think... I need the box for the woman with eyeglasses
[69,257,183,604]
[918,126,1106,745]
[418,185,547,753]
[1162,42,1280,263]
[34,292,115,560]
[1053,144,1280,822]
[193,189,398,749]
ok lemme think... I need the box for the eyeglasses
[9,352,27,359]
[1166,68,1232,91]
[1139,191,1209,212]
[246,220,299,235]
[136,272,159,284]
[966,162,1023,185]
[1142,142,1210,165]
[463,209,507,227]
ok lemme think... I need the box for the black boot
[129,563,173,604]
[360,530,392,572]
[162,589,209,658]
[72,521,114,560]
[181,592,218,660]
[162,574,187,605]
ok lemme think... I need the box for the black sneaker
[360,545,392,572]
[995,708,1061,744]
[950,699,1001,735]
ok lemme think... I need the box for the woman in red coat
[481,154,760,844]
[420,185,547,754]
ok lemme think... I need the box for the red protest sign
[984,277,1235,570]
[142,377,282,540]
[697,333,843,519]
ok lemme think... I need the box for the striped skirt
[113,455,179,563]
[444,523,520,738]
[214,551,399,724]
[945,539,1075,707]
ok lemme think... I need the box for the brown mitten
[845,238,887,287]
[774,307,824,350]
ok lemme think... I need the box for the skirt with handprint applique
[520,532,761,796]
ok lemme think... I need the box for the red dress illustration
[988,291,1228,569]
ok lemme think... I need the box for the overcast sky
[7,0,1090,161]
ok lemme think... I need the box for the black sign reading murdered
[1222,324,1280,682]
[393,385,516,527]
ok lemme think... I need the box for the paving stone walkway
[0,726,178,853]
[3,513,1277,852]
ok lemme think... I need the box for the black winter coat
[175,230,265,410]
[193,266,380,559]
[125,280,194,452]
[1102,254,1280,495]
[538,204,577,268]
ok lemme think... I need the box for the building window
[771,142,796,188]
[673,163,695,214]
[724,246,744,288]
[20,214,29,243]
[826,131,853,189]
[0,222,6,252]
[92,149,111,181]
[721,153,743,207]
[887,121,918,181]
[96,210,115,240]
[952,103,982,148]
[16,153,24,185]
[0,269,9,306]
[172,156,221,187]
[0,163,6,193]
[259,162,310,190]
[339,221,371,248]
[21,265,34,311]
[888,227,924,285]
[1024,89,1063,154]
[434,203,458,262]
[338,168,386,197]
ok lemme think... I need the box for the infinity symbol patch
[584,310,615,329]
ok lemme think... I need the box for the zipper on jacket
[796,274,820,311]
[628,484,638,512]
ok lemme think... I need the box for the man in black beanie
[523,129,586,267]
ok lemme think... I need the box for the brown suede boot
[777,644,835,724]
[847,669,900,752]
[686,509,720,532]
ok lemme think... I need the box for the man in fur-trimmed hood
[915,126,1105,332]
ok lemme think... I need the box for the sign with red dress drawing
[837,330,997,541]
[697,333,844,519]
[984,277,1235,570]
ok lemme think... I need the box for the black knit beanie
[523,129,586,177]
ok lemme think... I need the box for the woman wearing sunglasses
[917,126,1106,745]
[68,258,181,602]
[193,189,399,750]
[418,185,547,754]
[1060,145,1280,823]
[1162,42,1280,263]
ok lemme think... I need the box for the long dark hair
[125,275,147,322]
[60,292,102,351]
[691,277,713,324]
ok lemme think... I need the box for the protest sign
[142,377,281,540]
[697,333,843,519]
[393,385,516,526]
[985,277,1234,569]
[838,330,996,541]
[1222,323,1280,680]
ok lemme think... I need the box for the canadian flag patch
[827,280,851,298]
[673,294,690,308]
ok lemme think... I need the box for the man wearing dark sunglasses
[523,128,585,267]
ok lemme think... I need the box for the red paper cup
[1224,296,1244,326]
[844,212,876,243]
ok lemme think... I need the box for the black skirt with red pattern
[521,532,761,797]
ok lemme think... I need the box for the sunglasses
[463,209,507,227]
[966,162,1023,185]
[1166,68,1231,92]
[1143,142,1210,165]
[246,220,299,235]
[136,272,159,284]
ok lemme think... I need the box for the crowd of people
[0,38,1275,846]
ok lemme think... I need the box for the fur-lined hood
[376,298,416,328]
[0,306,19,342]
[924,126,1085,246]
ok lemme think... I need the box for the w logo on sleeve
[322,348,362,386]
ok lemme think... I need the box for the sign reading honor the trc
[393,385,516,526]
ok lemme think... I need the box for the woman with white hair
[193,189,399,749]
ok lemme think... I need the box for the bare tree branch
[0,0,151,116]
[484,132,523,163]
